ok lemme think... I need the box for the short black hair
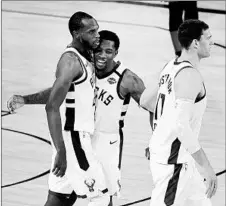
[68,11,93,36]
[178,19,209,50]
[99,30,120,50]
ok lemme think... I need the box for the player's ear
[115,50,118,56]
[73,30,80,39]
[193,39,199,49]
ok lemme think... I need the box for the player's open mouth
[94,40,100,46]
[96,59,106,67]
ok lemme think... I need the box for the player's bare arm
[7,88,52,113]
[138,73,159,158]
[45,52,83,177]
[175,67,217,199]
[119,69,146,104]
[139,71,159,113]
[23,88,52,104]
[139,76,159,131]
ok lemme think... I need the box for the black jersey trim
[195,83,206,103]
[173,57,193,66]
[167,138,181,164]
[164,164,183,206]
[116,69,129,100]
[174,66,193,78]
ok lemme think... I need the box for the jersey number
[153,93,165,130]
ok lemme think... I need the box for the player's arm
[120,69,158,128]
[23,88,52,104]
[139,74,159,129]
[7,88,52,112]
[141,89,157,159]
[139,84,158,113]
[174,68,201,152]
[7,88,52,113]
[174,68,217,198]
[137,73,159,159]
[139,70,159,113]
[45,52,83,177]
[119,69,146,104]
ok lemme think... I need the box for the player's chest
[84,61,95,89]
[96,74,119,93]
[95,75,120,106]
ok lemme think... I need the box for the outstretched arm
[23,88,52,104]
[120,69,158,161]
[7,87,52,113]
[139,71,159,113]
[119,69,158,128]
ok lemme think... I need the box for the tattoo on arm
[23,87,52,104]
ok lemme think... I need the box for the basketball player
[92,30,150,205]
[7,11,111,206]
[140,19,217,205]
[45,11,111,206]
[7,30,149,206]
[169,1,198,57]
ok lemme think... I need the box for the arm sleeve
[174,98,201,154]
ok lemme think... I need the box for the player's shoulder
[60,51,80,63]
[175,66,201,82]
[122,69,142,84]
[123,68,134,77]
[114,61,142,83]
[174,67,202,94]
[56,51,83,78]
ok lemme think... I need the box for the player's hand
[7,95,25,113]
[145,147,150,160]
[52,149,67,177]
[204,166,218,198]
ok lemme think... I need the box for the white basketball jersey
[150,58,207,164]
[60,47,96,134]
[94,62,131,133]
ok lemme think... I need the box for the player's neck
[179,49,201,69]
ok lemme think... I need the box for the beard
[79,36,94,50]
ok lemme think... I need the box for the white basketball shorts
[48,130,108,199]
[92,130,124,196]
[149,158,212,206]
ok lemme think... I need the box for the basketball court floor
[1,1,225,206]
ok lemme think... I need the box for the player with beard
[7,11,110,206]
[7,30,152,206]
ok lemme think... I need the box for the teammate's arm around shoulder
[45,52,83,177]
[120,69,145,104]
[175,67,217,199]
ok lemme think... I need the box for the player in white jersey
[93,30,148,205]
[43,11,110,206]
[140,19,217,206]
[7,30,148,206]
[7,11,110,206]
